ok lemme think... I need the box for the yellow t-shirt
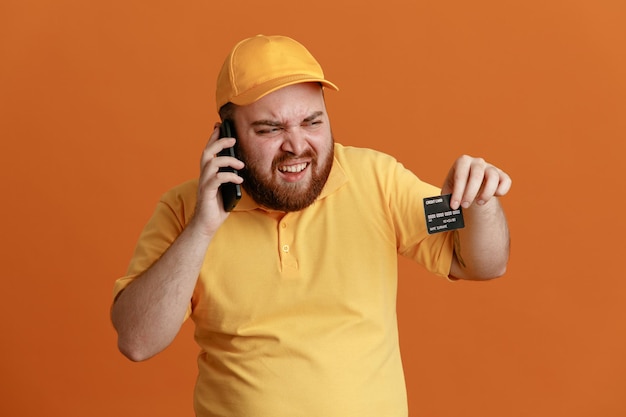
[114,143,454,417]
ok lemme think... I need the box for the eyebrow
[303,111,324,123]
[251,111,324,127]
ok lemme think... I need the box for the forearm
[111,219,212,361]
[449,197,510,280]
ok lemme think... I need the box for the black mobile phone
[217,120,242,211]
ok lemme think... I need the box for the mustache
[271,149,317,168]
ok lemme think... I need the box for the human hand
[192,125,245,235]
[441,155,512,210]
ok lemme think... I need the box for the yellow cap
[216,35,339,112]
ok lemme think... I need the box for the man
[111,35,511,417]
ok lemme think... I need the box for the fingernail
[477,199,485,206]
[462,201,470,209]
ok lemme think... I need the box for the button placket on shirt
[278,217,298,272]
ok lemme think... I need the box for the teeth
[279,163,308,173]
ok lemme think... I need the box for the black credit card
[423,194,465,234]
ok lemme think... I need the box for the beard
[238,140,334,212]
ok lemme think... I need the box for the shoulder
[160,179,197,200]
[332,142,438,197]
[333,143,401,174]
[157,179,198,225]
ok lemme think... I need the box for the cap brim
[229,75,339,107]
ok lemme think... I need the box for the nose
[280,127,308,155]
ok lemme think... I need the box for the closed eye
[302,111,324,128]
[302,120,323,129]
[255,126,283,135]
[252,120,284,136]
[251,111,325,136]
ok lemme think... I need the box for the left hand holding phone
[192,123,245,237]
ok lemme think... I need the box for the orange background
[1,0,625,416]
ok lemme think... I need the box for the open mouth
[278,162,309,173]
